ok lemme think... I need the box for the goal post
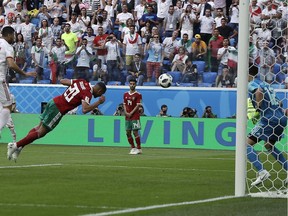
[235,0,250,197]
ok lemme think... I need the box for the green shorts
[40,100,63,131]
[125,120,141,131]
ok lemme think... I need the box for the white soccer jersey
[0,38,14,81]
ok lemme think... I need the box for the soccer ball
[158,73,173,88]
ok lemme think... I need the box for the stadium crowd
[0,0,287,88]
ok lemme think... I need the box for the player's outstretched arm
[60,79,72,86]
[7,58,37,78]
[82,95,105,114]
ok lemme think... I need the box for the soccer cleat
[7,142,18,160]
[137,149,142,154]
[251,169,271,186]
[12,146,22,162]
[129,148,137,155]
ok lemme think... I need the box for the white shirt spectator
[105,41,120,61]
[18,22,36,42]
[163,37,179,57]
[68,21,83,38]
[76,46,93,67]
[134,4,145,20]
[3,0,18,16]
[217,47,229,65]
[31,46,50,67]
[199,16,214,34]
[50,46,67,63]
[157,0,172,19]
[123,32,142,55]
[116,12,133,32]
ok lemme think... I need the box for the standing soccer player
[7,79,107,161]
[0,26,36,136]
[123,78,142,155]
[247,65,287,186]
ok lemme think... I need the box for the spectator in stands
[171,46,188,72]
[162,30,179,62]
[177,33,192,55]
[202,105,217,118]
[249,0,262,27]
[103,33,123,82]
[214,0,227,17]
[134,0,146,26]
[214,8,225,28]
[31,37,50,83]
[145,33,164,82]
[123,24,142,67]
[258,40,275,83]
[180,59,198,85]
[217,18,238,46]
[140,20,152,44]
[14,33,27,71]
[68,12,83,38]
[38,19,53,51]
[103,0,117,23]
[254,21,271,49]
[163,5,179,38]
[228,0,239,30]
[217,66,235,88]
[19,14,37,67]
[77,7,90,32]
[156,104,172,117]
[139,5,158,28]
[196,8,215,46]
[198,0,214,18]
[3,0,18,17]
[37,5,51,27]
[208,28,223,72]
[14,2,26,20]
[92,60,108,83]
[67,0,81,21]
[126,53,146,86]
[179,4,196,40]
[115,4,133,39]
[121,18,135,40]
[274,37,286,65]
[101,10,113,34]
[61,23,78,55]
[260,0,278,24]
[50,17,63,45]
[156,0,171,32]
[248,35,259,65]
[49,0,66,25]
[81,26,96,52]
[74,38,93,81]
[216,38,230,86]
[191,34,207,61]
[93,26,108,66]
[50,38,68,80]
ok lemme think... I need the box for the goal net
[243,0,287,198]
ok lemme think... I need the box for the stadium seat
[167,71,182,83]
[178,83,195,87]
[37,80,51,84]
[202,72,217,84]
[30,18,40,27]
[276,72,286,83]
[143,82,156,86]
[192,61,206,74]
[19,79,34,84]
[43,68,51,80]
[65,69,74,79]
[107,81,121,85]
[197,83,213,87]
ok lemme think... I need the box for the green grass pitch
[0,144,286,216]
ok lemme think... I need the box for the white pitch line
[0,163,63,169]
[85,164,234,173]
[81,195,237,216]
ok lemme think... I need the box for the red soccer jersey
[123,91,142,120]
[93,34,108,56]
[53,79,93,114]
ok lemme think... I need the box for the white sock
[0,108,10,131]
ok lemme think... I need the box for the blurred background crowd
[0,0,287,88]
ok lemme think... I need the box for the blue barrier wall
[10,84,287,118]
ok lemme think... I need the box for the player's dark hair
[249,65,259,77]
[97,82,107,93]
[1,26,15,37]
[129,77,137,83]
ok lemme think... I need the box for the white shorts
[0,80,12,107]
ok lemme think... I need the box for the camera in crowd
[202,106,217,118]
[91,107,103,115]
[181,107,198,118]
[113,103,125,116]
